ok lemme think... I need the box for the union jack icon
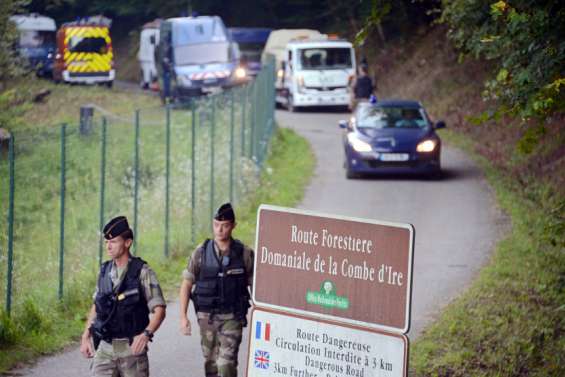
[254,350,270,369]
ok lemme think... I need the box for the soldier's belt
[197,312,235,321]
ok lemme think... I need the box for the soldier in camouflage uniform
[180,203,254,377]
[80,216,167,377]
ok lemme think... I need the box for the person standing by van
[350,63,375,110]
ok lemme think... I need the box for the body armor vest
[193,239,250,317]
[93,257,149,341]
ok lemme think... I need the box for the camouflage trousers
[197,313,243,377]
[91,339,149,377]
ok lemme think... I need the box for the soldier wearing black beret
[80,216,167,377]
[180,203,254,377]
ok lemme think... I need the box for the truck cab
[52,17,114,86]
[9,14,56,77]
[156,15,245,101]
[280,38,356,111]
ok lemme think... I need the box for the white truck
[138,19,160,89]
[265,32,356,111]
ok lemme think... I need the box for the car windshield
[69,36,109,53]
[174,42,230,65]
[298,47,352,70]
[356,105,428,129]
[19,30,55,48]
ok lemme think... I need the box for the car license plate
[380,153,409,162]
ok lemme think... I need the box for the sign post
[253,205,414,333]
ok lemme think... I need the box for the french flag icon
[255,321,271,341]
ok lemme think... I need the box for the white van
[138,20,160,89]
[279,37,356,111]
[9,14,56,76]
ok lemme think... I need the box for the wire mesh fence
[0,58,276,315]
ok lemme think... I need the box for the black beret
[103,216,132,240]
[214,203,235,222]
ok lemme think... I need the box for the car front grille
[304,86,346,91]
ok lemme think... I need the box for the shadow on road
[348,167,482,182]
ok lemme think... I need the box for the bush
[0,311,19,347]
[441,0,565,146]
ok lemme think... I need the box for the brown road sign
[246,307,409,377]
[253,205,414,333]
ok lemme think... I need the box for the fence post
[229,90,235,203]
[210,96,216,229]
[6,135,15,315]
[250,84,256,160]
[241,85,247,156]
[164,106,171,258]
[98,118,107,265]
[58,124,67,300]
[191,102,196,244]
[133,110,140,255]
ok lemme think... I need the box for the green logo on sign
[306,280,349,310]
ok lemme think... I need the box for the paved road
[9,108,506,376]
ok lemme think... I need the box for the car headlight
[277,69,284,79]
[235,67,246,79]
[347,133,372,152]
[416,139,437,152]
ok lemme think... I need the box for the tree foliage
[441,0,565,144]
[0,0,28,87]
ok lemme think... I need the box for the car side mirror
[435,120,446,129]
[150,35,156,45]
[339,120,348,129]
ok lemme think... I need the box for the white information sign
[246,308,408,377]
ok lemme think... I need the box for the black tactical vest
[193,239,250,316]
[93,257,149,341]
[354,76,374,99]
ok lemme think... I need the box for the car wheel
[426,167,443,180]
[346,169,357,179]
[106,81,113,89]
[287,95,299,112]
[345,162,358,179]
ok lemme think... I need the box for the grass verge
[1,77,160,133]
[0,125,315,373]
[410,130,565,376]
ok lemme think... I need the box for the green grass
[410,130,565,376]
[1,77,160,133]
